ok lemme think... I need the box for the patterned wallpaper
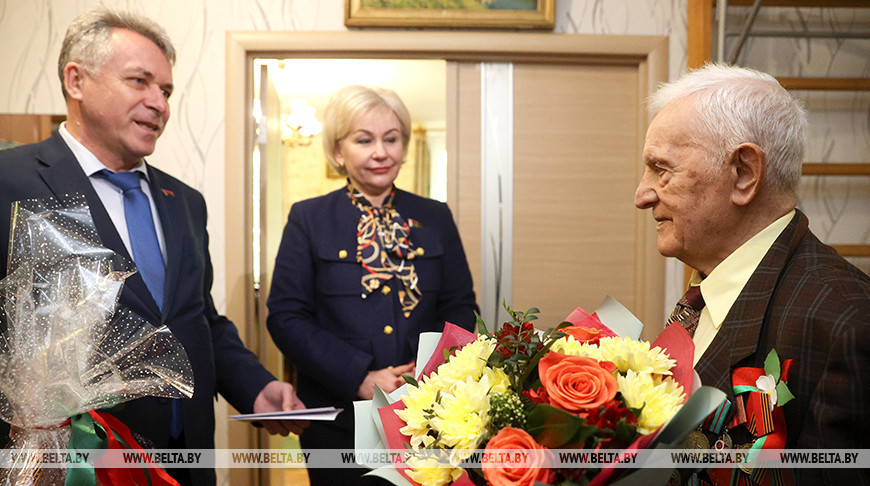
[0,0,344,309]
[0,0,690,306]
[727,6,870,275]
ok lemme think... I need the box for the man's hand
[252,380,309,436]
[357,361,415,400]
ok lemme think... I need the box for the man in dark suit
[635,63,870,485]
[0,7,306,485]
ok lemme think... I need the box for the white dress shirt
[690,210,794,365]
[58,123,167,263]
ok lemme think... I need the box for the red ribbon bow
[708,357,794,486]
[88,410,180,486]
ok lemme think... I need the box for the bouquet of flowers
[0,197,194,485]
[355,298,725,486]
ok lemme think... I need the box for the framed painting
[345,0,555,30]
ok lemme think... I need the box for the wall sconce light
[282,99,322,147]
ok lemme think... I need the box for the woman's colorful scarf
[347,184,421,318]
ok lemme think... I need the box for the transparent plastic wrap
[0,196,194,485]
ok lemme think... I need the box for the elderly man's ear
[729,143,765,206]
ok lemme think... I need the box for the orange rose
[483,427,553,486]
[561,325,603,345]
[538,352,618,413]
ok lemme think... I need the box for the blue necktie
[99,170,165,310]
[99,170,184,439]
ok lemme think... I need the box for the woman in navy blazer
[266,85,478,485]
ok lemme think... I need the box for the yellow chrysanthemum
[597,336,676,375]
[430,374,492,451]
[427,337,496,390]
[550,335,601,358]
[405,455,463,486]
[398,336,502,449]
[396,379,440,447]
[482,366,511,395]
[396,335,515,480]
[618,370,686,434]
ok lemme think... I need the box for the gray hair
[321,84,412,176]
[648,63,807,195]
[58,7,176,98]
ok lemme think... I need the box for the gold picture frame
[345,0,555,30]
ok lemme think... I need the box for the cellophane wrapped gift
[0,197,194,485]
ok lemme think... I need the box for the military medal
[685,430,710,449]
[713,431,733,451]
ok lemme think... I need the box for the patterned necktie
[99,170,165,311]
[668,285,705,337]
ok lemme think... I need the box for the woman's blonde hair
[321,85,412,176]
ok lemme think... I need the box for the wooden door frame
[223,30,667,484]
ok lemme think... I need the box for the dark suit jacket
[0,132,276,485]
[266,187,478,436]
[695,210,870,485]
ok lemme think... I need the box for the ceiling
[256,58,447,129]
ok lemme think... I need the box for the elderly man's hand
[252,380,309,436]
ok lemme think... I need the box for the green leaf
[540,322,572,343]
[764,349,781,382]
[526,404,597,449]
[544,330,567,342]
[401,374,418,387]
[443,344,462,362]
[775,381,795,407]
[518,336,563,387]
[615,417,638,445]
[519,326,537,340]
[503,301,519,321]
[475,310,490,336]
[486,350,505,368]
